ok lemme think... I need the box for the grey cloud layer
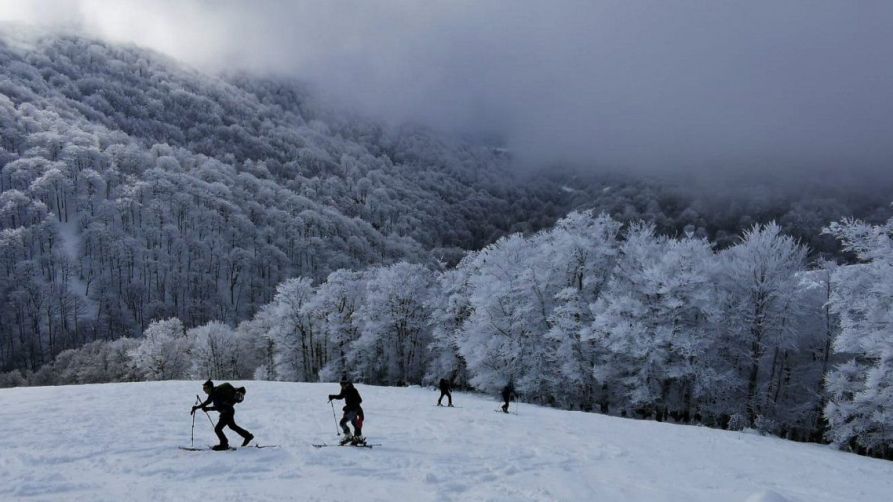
[3,0,892,178]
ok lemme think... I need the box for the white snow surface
[2,381,891,502]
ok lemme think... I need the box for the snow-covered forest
[2,29,892,459]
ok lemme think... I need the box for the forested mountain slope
[0,29,565,370]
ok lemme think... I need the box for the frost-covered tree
[457,234,546,396]
[824,217,893,456]
[44,338,139,384]
[187,321,241,380]
[264,278,318,381]
[592,224,719,420]
[546,286,597,410]
[312,269,365,382]
[715,223,808,426]
[425,266,473,387]
[236,314,278,381]
[539,212,622,409]
[351,262,435,385]
[129,318,191,380]
[456,211,622,404]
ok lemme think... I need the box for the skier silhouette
[192,380,253,450]
[501,382,515,413]
[437,378,453,407]
[328,380,366,446]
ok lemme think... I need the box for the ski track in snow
[1,381,891,501]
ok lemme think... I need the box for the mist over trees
[2,30,892,459]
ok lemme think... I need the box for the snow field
[1,381,892,501]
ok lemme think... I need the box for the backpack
[216,383,246,405]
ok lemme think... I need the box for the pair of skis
[180,442,382,451]
[179,444,279,451]
[312,442,379,449]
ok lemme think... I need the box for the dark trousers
[340,409,363,436]
[502,399,510,413]
[438,390,452,406]
[215,409,251,446]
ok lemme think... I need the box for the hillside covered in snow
[4,26,892,378]
[1,381,891,501]
[0,25,572,351]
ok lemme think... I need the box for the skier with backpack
[501,382,516,413]
[328,379,366,446]
[437,378,453,407]
[191,380,254,450]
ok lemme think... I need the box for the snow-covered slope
[1,382,890,502]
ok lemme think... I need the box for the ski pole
[329,399,340,436]
[197,394,214,429]
[191,397,199,447]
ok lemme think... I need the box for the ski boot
[350,435,367,446]
[212,444,231,451]
[339,435,354,446]
[242,433,254,447]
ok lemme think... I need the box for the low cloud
[3,0,893,184]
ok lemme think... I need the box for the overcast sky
[2,0,892,182]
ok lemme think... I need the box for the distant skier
[328,379,365,446]
[191,380,253,450]
[437,378,453,407]
[501,382,515,413]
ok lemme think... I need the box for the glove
[327,395,334,401]
[190,406,198,415]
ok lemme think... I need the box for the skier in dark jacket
[192,380,253,450]
[501,382,515,413]
[437,378,453,407]
[328,380,365,445]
